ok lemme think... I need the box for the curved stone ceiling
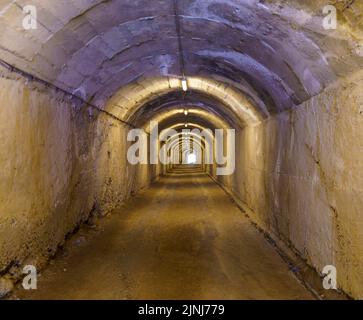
[130,90,241,129]
[157,113,227,132]
[105,77,263,125]
[0,0,362,117]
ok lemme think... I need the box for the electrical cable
[0,58,136,128]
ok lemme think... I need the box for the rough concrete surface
[13,167,314,300]
[0,0,362,300]
[217,70,363,298]
[0,75,156,289]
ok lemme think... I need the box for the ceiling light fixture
[184,108,188,115]
[173,0,188,94]
[182,79,188,92]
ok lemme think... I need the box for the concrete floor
[14,166,314,300]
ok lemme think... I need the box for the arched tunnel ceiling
[106,77,262,125]
[158,114,227,132]
[128,90,242,129]
[0,0,363,119]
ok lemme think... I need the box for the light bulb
[181,79,188,92]
[184,109,188,116]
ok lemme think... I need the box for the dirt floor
[13,166,315,300]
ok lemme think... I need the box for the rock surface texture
[0,0,362,299]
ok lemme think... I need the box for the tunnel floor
[14,166,314,300]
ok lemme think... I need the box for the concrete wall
[218,70,363,298]
[0,75,156,287]
[1,67,362,298]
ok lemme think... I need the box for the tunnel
[0,0,363,301]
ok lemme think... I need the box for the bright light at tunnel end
[127,121,236,176]
[187,153,197,164]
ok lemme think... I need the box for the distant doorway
[187,153,197,164]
